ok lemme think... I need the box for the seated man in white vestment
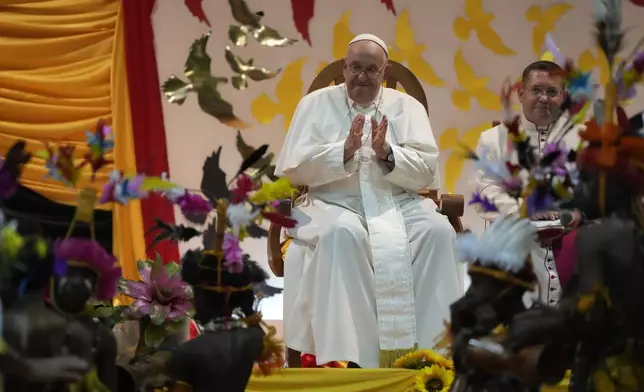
[473,60,584,307]
[274,33,463,368]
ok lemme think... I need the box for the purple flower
[118,257,193,326]
[174,191,213,221]
[222,233,244,273]
[541,144,569,177]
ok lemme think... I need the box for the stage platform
[247,368,569,391]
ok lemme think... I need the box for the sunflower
[415,365,454,392]
[394,349,451,370]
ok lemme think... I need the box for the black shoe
[347,361,361,368]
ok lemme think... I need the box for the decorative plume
[456,215,537,273]
[594,0,624,66]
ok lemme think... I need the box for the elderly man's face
[342,41,388,105]
[518,70,565,127]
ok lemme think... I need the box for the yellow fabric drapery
[0,0,116,206]
[0,0,145,282]
[111,1,146,283]
[246,369,569,392]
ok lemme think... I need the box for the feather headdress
[574,0,644,214]
[456,215,537,273]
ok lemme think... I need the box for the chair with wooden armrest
[266,59,466,367]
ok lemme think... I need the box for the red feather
[631,0,644,6]
[184,0,211,27]
[380,0,396,15]
[290,0,315,45]
[263,212,297,228]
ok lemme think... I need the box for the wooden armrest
[439,194,465,217]
[417,190,465,217]
[267,222,284,277]
[267,198,293,278]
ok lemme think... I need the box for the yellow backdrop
[0,0,145,281]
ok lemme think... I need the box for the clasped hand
[343,114,389,162]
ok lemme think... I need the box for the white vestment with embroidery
[473,115,582,306]
[275,84,463,368]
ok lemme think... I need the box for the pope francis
[274,34,463,368]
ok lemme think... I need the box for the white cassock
[274,84,463,368]
[473,115,581,306]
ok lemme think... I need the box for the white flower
[226,203,259,235]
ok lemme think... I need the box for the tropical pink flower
[118,256,193,326]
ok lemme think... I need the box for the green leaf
[150,254,164,280]
[165,320,185,333]
[136,259,148,272]
[113,305,129,313]
[165,261,181,276]
[93,306,114,318]
[144,324,166,348]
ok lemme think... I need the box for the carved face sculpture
[450,266,536,335]
[53,264,98,314]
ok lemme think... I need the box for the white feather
[456,215,537,273]
[475,146,513,184]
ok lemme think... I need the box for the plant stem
[135,318,150,357]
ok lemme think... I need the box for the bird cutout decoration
[453,0,516,56]
[0,141,31,200]
[251,57,307,131]
[290,0,315,45]
[380,0,397,15]
[438,123,491,193]
[200,146,230,204]
[245,255,282,298]
[388,9,445,87]
[632,0,644,6]
[452,49,502,112]
[236,131,278,181]
[224,46,282,90]
[525,3,572,57]
[331,10,354,60]
[184,0,211,26]
[162,32,250,130]
[227,0,298,48]
[579,46,623,85]
[236,144,269,178]
[145,218,202,251]
[315,10,355,74]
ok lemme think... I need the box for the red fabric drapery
[122,0,180,263]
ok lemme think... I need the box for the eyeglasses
[529,87,562,98]
[345,61,387,79]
